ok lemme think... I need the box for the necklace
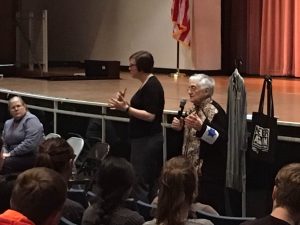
[140,74,153,89]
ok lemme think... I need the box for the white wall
[21,0,221,70]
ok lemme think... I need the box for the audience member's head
[188,74,215,105]
[94,156,135,224]
[35,138,75,180]
[129,50,154,73]
[156,156,197,225]
[0,138,3,170]
[8,96,28,120]
[273,163,300,216]
[10,167,67,225]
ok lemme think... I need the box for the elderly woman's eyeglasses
[187,85,199,92]
[129,63,136,68]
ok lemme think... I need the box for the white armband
[200,126,219,144]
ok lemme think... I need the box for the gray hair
[189,74,215,97]
[8,96,28,110]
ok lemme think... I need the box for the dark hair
[10,167,67,225]
[274,163,300,214]
[129,50,154,73]
[156,156,197,225]
[0,138,3,150]
[94,156,135,224]
[35,138,74,174]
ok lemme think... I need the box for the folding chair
[67,137,84,164]
[77,142,110,177]
[60,216,77,225]
[136,200,157,221]
[45,133,61,140]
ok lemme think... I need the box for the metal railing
[0,88,299,165]
[0,88,175,162]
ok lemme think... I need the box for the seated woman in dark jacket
[1,96,44,174]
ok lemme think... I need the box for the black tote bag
[249,76,278,163]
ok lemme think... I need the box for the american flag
[171,0,191,46]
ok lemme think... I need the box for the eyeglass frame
[187,85,200,92]
[129,63,136,68]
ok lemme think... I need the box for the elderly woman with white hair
[171,74,228,215]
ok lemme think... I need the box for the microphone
[178,98,187,118]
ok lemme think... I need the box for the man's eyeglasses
[129,63,136,67]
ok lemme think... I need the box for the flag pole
[171,0,189,78]
[170,41,186,78]
[176,41,180,75]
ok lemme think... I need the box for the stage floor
[0,72,300,124]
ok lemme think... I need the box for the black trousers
[130,132,163,203]
[0,154,36,175]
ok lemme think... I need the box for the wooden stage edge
[0,71,300,125]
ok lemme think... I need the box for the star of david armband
[196,125,219,144]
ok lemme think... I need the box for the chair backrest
[196,210,256,225]
[60,216,77,225]
[76,142,109,177]
[93,142,110,160]
[136,200,157,221]
[67,188,89,209]
[67,137,84,163]
[45,132,61,140]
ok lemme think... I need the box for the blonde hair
[156,156,197,225]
